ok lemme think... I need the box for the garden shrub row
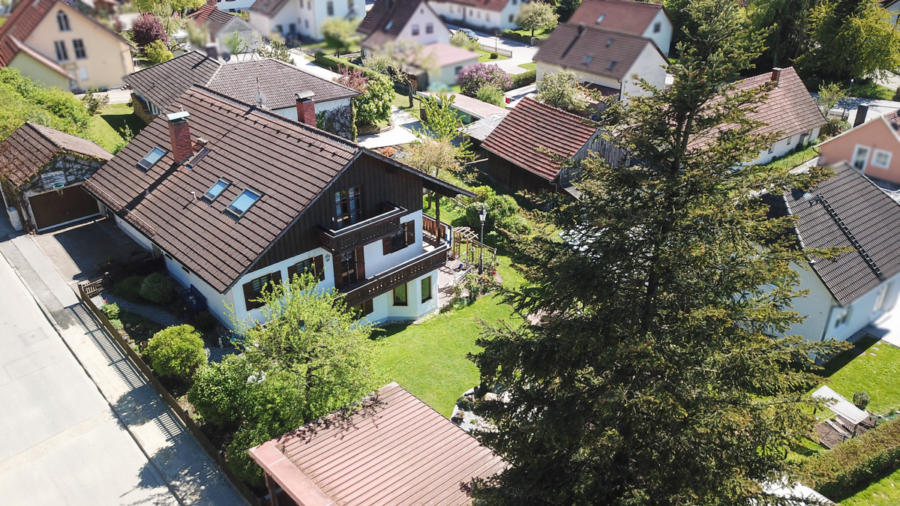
[501,30,535,44]
[512,69,537,89]
[803,415,900,501]
[313,52,365,74]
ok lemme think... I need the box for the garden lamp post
[479,206,487,275]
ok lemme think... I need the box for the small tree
[146,325,207,380]
[816,82,846,114]
[339,67,392,127]
[536,70,589,113]
[321,17,360,56]
[362,53,393,75]
[476,85,505,107]
[143,40,174,65]
[222,30,250,56]
[256,39,293,64]
[853,391,871,410]
[81,89,109,116]
[457,64,512,97]
[450,30,479,50]
[132,14,168,48]
[555,0,582,23]
[420,93,463,141]
[516,2,558,38]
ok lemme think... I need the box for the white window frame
[875,283,891,313]
[872,149,892,169]
[852,145,871,170]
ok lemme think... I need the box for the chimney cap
[166,111,190,122]
[295,91,315,101]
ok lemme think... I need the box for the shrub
[450,30,479,50]
[501,30,534,44]
[140,272,174,304]
[512,69,537,89]
[132,14,167,48]
[803,416,900,500]
[476,84,505,106]
[191,311,219,333]
[101,302,120,320]
[894,86,900,102]
[114,275,144,302]
[81,90,109,116]
[457,63,513,96]
[339,67,393,127]
[143,40,173,65]
[315,52,364,73]
[464,186,520,234]
[854,391,871,410]
[188,354,253,429]
[457,396,474,411]
[146,324,207,379]
[498,214,532,235]
[490,51,499,59]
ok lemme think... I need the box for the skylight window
[204,179,230,202]
[137,147,166,171]
[226,188,261,218]
[608,60,617,71]
[596,14,605,24]
[606,38,614,47]
[385,21,393,30]
[583,55,593,65]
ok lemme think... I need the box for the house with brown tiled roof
[533,23,668,104]
[83,86,473,329]
[0,122,112,232]
[0,0,134,91]
[357,0,452,55]
[567,0,673,55]
[763,162,900,342]
[428,0,527,32]
[481,97,599,196]
[249,0,363,41]
[249,383,506,506]
[817,107,900,186]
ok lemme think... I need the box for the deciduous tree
[536,70,589,113]
[515,2,558,38]
[321,17,360,55]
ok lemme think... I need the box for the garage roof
[0,122,112,187]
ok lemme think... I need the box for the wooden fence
[477,43,513,58]
[77,283,262,506]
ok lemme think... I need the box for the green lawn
[477,49,509,63]
[303,40,361,55]
[842,464,900,505]
[518,62,536,72]
[802,77,895,101]
[819,336,900,416]
[505,27,554,40]
[763,144,820,171]
[88,104,145,153]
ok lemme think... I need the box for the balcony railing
[317,202,406,254]
[422,214,452,248]
[341,243,449,307]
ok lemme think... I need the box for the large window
[383,221,415,254]
[852,145,871,170]
[393,283,408,306]
[327,0,334,14]
[54,41,68,61]
[57,10,70,31]
[353,299,374,318]
[334,186,362,229]
[873,149,892,169]
[288,255,325,282]
[339,249,362,287]
[73,39,86,59]
[243,271,282,311]
[421,276,432,303]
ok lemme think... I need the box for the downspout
[820,304,837,342]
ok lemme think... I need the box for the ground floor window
[393,283,408,306]
[353,299,374,318]
[421,276,432,303]
[243,270,282,311]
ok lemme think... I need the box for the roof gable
[249,0,291,17]
[0,0,59,66]
[534,23,662,80]
[358,0,431,46]
[734,67,826,141]
[0,122,112,186]
[568,0,665,35]
[481,97,598,181]
[817,110,900,151]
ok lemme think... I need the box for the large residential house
[0,122,112,232]
[210,0,257,13]
[817,107,900,186]
[567,0,673,56]
[428,0,528,33]
[533,23,668,104]
[0,0,134,91]
[187,4,259,53]
[482,98,600,197]
[250,383,506,506]
[764,162,900,343]
[357,0,452,55]
[124,51,359,138]
[249,0,362,41]
[82,86,472,329]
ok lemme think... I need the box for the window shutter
[243,281,260,311]
[314,255,325,281]
[383,236,392,255]
[356,247,366,280]
[405,221,415,247]
[287,264,298,281]
[270,270,282,287]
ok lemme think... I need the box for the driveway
[357,107,421,149]
[448,24,538,75]
[32,218,144,284]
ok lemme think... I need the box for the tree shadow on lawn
[819,335,879,378]
[100,111,146,137]
[369,321,413,341]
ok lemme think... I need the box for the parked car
[458,28,479,41]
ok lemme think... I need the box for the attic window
[204,179,230,202]
[607,60,617,71]
[583,55,593,65]
[385,21,393,30]
[606,38,614,47]
[596,14,605,24]
[226,188,261,218]
[137,147,167,171]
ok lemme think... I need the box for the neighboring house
[481,97,599,197]
[567,0,673,56]
[0,122,111,232]
[428,0,527,32]
[357,0,452,56]
[423,91,509,124]
[764,162,900,343]
[817,108,900,186]
[209,0,256,13]
[534,24,667,104]
[735,67,827,165]
[0,0,134,92]
[187,4,259,52]
[413,41,479,87]
[83,86,473,329]
[249,383,506,506]
[249,0,363,41]
[124,51,359,138]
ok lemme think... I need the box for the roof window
[385,21,393,30]
[137,147,167,171]
[596,14,605,24]
[606,38,614,47]
[204,179,230,202]
[583,55,593,65]
[607,61,617,71]
[226,188,262,218]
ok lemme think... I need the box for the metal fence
[478,43,513,58]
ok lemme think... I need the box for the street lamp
[478,206,487,275]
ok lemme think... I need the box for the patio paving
[864,310,900,349]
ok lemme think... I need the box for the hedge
[313,52,365,74]
[501,30,535,45]
[512,69,537,89]
[803,416,900,501]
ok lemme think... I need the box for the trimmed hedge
[512,69,537,89]
[313,52,365,74]
[803,416,900,501]
[501,30,535,44]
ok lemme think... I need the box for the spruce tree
[469,0,845,503]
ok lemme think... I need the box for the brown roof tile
[0,0,57,66]
[358,0,431,47]
[123,51,222,112]
[430,0,510,13]
[249,0,290,17]
[187,3,216,24]
[250,383,506,506]
[482,97,598,181]
[735,67,827,141]
[568,0,664,36]
[0,122,112,186]
[533,23,659,80]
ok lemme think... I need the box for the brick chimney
[205,43,219,61]
[854,105,869,128]
[771,67,782,87]
[166,111,193,164]
[295,91,316,126]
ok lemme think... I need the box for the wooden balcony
[317,202,406,254]
[341,243,449,307]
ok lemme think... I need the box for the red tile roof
[482,97,598,181]
[250,383,507,506]
[187,3,216,24]
[0,122,112,186]
[430,0,510,13]
[358,0,437,48]
[735,67,826,141]
[568,0,664,36]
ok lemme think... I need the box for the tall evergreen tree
[748,0,814,69]
[468,0,845,503]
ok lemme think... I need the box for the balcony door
[336,247,366,288]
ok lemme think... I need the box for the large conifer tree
[469,0,845,503]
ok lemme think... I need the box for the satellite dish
[222,50,232,62]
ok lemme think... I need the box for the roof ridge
[568,21,662,40]
[522,97,599,126]
[259,57,362,95]
[23,121,61,150]
[129,50,220,77]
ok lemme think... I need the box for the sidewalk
[0,230,248,506]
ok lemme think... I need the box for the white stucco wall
[783,261,834,342]
[273,97,352,120]
[359,270,438,324]
[113,213,153,251]
[429,56,479,86]
[618,43,668,102]
[823,272,900,342]
[429,0,523,32]
[394,4,452,46]
[640,9,673,56]
[752,127,821,165]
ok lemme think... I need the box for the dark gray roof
[124,51,358,112]
[773,162,900,306]
[534,23,660,80]
[249,0,290,17]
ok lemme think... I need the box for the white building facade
[428,0,525,32]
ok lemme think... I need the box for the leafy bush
[146,325,207,379]
[140,272,174,304]
[501,30,534,44]
[854,391,871,410]
[143,40,173,65]
[498,214,532,235]
[0,68,92,139]
[132,14,167,48]
[512,69,537,89]
[894,86,900,102]
[314,52,365,73]
[537,70,589,113]
[102,302,120,320]
[804,416,900,500]
[464,186,520,234]
[188,354,253,429]
[476,85,505,106]
[457,64,513,96]
[81,90,109,116]
[191,311,219,333]
[338,67,393,127]
[457,396,474,411]
[114,275,144,302]
[450,30,479,50]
